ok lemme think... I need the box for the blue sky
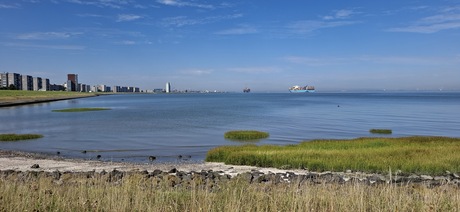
[0,0,459,92]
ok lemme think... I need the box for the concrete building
[166,82,171,93]
[67,74,78,91]
[42,78,50,91]
[33,77,42,91]
[22,75,33,91]
[4,73,22,90]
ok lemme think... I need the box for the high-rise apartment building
[166,82,171,93]
[22,75,33,91]
[67,74,78,91]
[33,77,42,91]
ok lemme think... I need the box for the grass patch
[206,136,460,175]
[1,172,459,211]
[0,134,43,141]
[52,108,111,112]
[0,90,96,102]
[370,129,392,134]
[224,130,269,141]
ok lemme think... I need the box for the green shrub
[224,130,269,141]
[52,108,111,112]
[369,129,392,134]
[0,134,43,141]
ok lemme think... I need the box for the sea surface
[1,92,459,163]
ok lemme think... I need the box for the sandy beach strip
[0,94,98,107]
[0,150,306,177]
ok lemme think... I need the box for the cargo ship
[288,85,315,93]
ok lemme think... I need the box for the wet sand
[0,150,307,177]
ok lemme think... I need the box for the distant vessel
[289,85,315,93]
[243,87,251,93]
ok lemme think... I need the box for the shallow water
[1,92,459,162]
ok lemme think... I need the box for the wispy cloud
[287,9,360,35]
[0,3,20,9]
[161,14,242,27]
[215,24,258,35]
[117,14,142,22]
[65,0,132,9]
[2,42,86,50]
[228,67,281,74]
[287,20,358,34]
[15,32,83,40]
[322,9,355,20]
[181,69,213,76]
[283,55,460,66]
[156,0,215,9]
[387,6,460,33]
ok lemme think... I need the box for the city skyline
[0,1,459,92]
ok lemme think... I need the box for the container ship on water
[288,85,315,93]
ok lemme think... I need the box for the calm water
[1,92,459,163]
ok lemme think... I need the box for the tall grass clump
[370,129,392,134]
[206,136,460,175]
[52,108,111,112]
[0,134,43,141]
[224,130,269,141]
[1,172,459,211]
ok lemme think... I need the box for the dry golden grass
[0,172,459,211]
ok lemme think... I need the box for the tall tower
[165,82,171,93]
[67,74,78,91]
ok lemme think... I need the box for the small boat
[289,85,315,93]
[243,87,251,93]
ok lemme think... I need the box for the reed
[206,136,460,175]
[370,129,392,134]
[0,172,458,211]
[52,108,111,112]
[0,134,43,141]
[224,130,269,140]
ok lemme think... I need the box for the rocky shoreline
[1,150,459,187]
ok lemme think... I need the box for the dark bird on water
[96,155,101,159]
[149,156,156,161]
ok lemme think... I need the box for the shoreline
[1,150,459,186]
[0,94,99,108]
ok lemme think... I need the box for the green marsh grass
[224,130,269,141]
[1,172,459,211]
[0,134,43,141]
[52,108,111,112]
[206,136,460,175]
[0,90,96,102]
[370,129,393,134]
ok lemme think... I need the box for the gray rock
[31,164,40,169]
[420,175,433,180]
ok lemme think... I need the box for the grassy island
[52,108,111,112]
[0,134,43,141]
[207,136,460,175]
[370,129,393,134]
[224,130,269,141]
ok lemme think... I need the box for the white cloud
[2,42,85,50]
[228,67,281,74]
[117,14,142,22]
[181,69,213,76]
[322,9,355,20]
[288,20,358,34]
[117,40,136,45]
[387,7,460,33]
[65,0,132,9]
[156,0,215,9]
[15,32,83,40]
[0,3,20,9]
[215,25,258,35]
[283,55,460,66]
[161,14,242,27]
